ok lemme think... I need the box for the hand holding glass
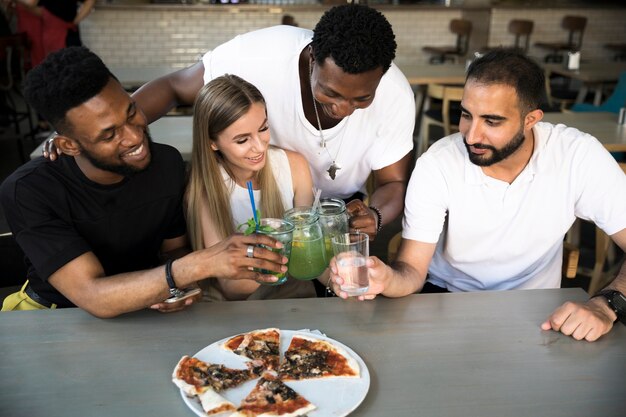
[331,233,369,296]
[256,218,294,285]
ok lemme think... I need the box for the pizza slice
[278,334,360,381]
[172,356,253,415]
[223,328,281,370]
[172,355,256,393]
[230,371,316,417]
[197,389,237,416]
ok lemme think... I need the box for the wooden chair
[543,69,578,111]
[482,19,534,54]
[562,242,580,279]
[535,16,587,63]
[417,84,464,156]
[586,163,626,294]
[423,19,472,64]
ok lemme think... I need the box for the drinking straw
[312,187,322,213]
[246,181,259,231]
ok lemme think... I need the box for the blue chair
[571,71,626,114]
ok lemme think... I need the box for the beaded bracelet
[369,206,383,233]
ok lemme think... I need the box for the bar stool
[423,19,472,64]
[535,15,587,63]
[0,33,36,161]
[482,19,534,54]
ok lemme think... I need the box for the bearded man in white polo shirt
[330,48,626,342]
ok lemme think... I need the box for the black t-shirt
[0,143,187,307]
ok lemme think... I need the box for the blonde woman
[187,75,315,301]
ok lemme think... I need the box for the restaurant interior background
[1,0,625,298]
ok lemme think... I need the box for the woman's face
[211,102,270,180]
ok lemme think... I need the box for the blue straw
[246,181,259,231]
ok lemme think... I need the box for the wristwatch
[592,289,626,325]
[165,259,185,298]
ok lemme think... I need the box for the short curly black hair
[24,46,114,135]
[312,5,396,74]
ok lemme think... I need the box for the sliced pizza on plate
[172,355,254,415]
[222,327,281,370]
[278,334,360,381]
[230,371,316,417]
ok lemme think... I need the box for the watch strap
[592,289,626,325]
[165,259,185,298]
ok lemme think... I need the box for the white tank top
[222,147,295,229]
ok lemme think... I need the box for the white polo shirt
[403,122,626,291]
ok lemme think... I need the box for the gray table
[30,116,193,161]
[1,288,624,417]
[542,111,626,152]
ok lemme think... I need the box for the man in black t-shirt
[0,47,287,317]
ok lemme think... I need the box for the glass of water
[331,232,369,296]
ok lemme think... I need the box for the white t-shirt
[202,26,415,199]
[223,147,294,228]
[403,122,626,291]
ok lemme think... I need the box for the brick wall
[80,6,626,69]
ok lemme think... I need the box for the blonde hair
[186,74,285,251]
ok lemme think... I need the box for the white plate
[179,329,370,416]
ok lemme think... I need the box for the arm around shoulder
[132,62,205,123]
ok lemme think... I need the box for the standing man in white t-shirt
[329,48,626,342]
[131,4,415,242]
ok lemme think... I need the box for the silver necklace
[309,60,346,180]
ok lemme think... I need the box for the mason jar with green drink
[317,198,349,265]
[283,207,327,280]
[256,218,294,285]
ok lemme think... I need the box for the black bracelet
[369,206,383,233]
[165,259,185,298]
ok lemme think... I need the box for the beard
[463,125,526,167]
[79,129,153,178]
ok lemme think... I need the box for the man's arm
[330,237,436,299]
[131,61,205,123]
[346,152,412,241]
[541,228,626,341]
[48,233,287,318]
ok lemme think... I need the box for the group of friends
[1,5,625,343]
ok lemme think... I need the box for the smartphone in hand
[163,287,202,304]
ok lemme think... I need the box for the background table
[397,63,467,145]
[398,63,467,86]
[542,111,626,152]
[30,116,193,161]
[109,66,175,91]
[543,62,626,105]
[1,288,624,417]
